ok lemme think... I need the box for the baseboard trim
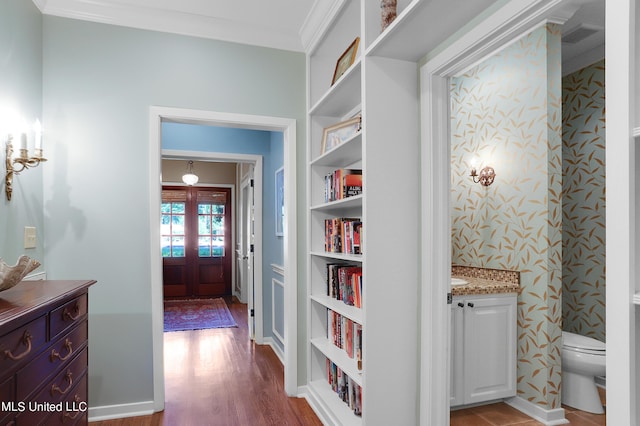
[263,337,284,365]
[298,384,334,425]
[505,396,569,425]
[88,400,156,422]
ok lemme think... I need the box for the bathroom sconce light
[182,160,199,186]
[5,122,47,201]
[470,164,496,187]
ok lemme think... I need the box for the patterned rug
[164,298,238,332]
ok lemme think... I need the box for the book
[324,218,362,254]
[324,169,362,202]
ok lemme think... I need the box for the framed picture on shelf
[331,37,360,86]
[321,114,362,154]
[275,166,284,237]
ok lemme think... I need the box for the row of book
[325,218,362,255]
[324,169,362,203]
[326,264,363,308]
[328,309,363,368]
[326,359,362,417]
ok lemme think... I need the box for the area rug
[164,298,238,332]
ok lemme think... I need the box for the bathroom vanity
[450,267,518,408]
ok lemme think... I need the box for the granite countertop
[451,275,519,296]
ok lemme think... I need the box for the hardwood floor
[90,297,321,426]
[91,297,606,425]
[451,388,607,426]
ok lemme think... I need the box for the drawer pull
[4,331,32,361]
[63,304,81,321]
[62,395,82,422]
[51,338,74,361]
[51,370,74,395]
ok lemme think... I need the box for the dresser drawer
[43,374,88,426]
[14,373,87,426]
[0,316,47,374]
[50,295,87,341]
[0,376,15,425]
[0,376,14,403]
[16,321,87,401]
[33,347,87,407]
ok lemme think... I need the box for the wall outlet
[24,226,37,249]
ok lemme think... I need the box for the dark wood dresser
[0,280,96,426]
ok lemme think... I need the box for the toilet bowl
[561,331,606,414]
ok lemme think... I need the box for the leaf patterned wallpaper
[451,25,563,409]
[561,60,606,342]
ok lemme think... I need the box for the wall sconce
[5,121,47,201]
[182,160,199,186]
[470,162,496,187]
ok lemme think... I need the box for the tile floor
[450,388,606,426]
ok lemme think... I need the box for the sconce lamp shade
[182,160,199,185]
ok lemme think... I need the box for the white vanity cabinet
[450,293,517,407]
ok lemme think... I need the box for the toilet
[561,331,606,414]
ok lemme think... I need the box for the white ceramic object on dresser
[561,331,606,414]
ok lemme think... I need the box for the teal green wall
[562,60,606,342]
[42,16,305,411]
[0,0,45,271]
[451,25,563,409]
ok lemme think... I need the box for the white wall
[41,16,305,414]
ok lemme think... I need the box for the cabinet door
[463,296,516,404]
[450,301,465,406]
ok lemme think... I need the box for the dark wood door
[162,186,232,298]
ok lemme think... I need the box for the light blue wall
[42,16,304,411]
[0,0,45,271]
[162,122,285,350]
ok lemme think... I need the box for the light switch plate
[24,226,37,249]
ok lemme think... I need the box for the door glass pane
[198,236,211,257]
[212,215,224,235]
[198,215,211,235]
[161,201,185,258]
[172,236,185,257]
[161,236,171,257]
[172,203,185,214]
[198,202,225,258]
[212,236,225,257]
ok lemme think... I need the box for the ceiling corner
[299,0,345,54]
[32,0,48,12]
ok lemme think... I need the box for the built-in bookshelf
[306,1,420,424]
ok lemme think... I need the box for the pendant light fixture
[182,160,199,186]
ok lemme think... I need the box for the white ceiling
[34,0,604,65]
[33,0,327,52]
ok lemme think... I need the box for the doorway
[161,186,233,298]
[148,106,298,412]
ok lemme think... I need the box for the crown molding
[39,0,306,52]
[299,0,345,54]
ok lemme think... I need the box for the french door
[161,186,232,298]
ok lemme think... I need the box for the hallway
[91,299,320,425]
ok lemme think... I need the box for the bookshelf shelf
[310,251,363,263]
[311,337,363,387]
[310,194,363,212]
[307,380,363,426]
[310,60,362,117]
[633,292,640,305]
[310,131,362,167]
[633,127,640,138]
[311,294,364,324]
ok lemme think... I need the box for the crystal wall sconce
[470,161,496,187]
[5,121,47,201]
